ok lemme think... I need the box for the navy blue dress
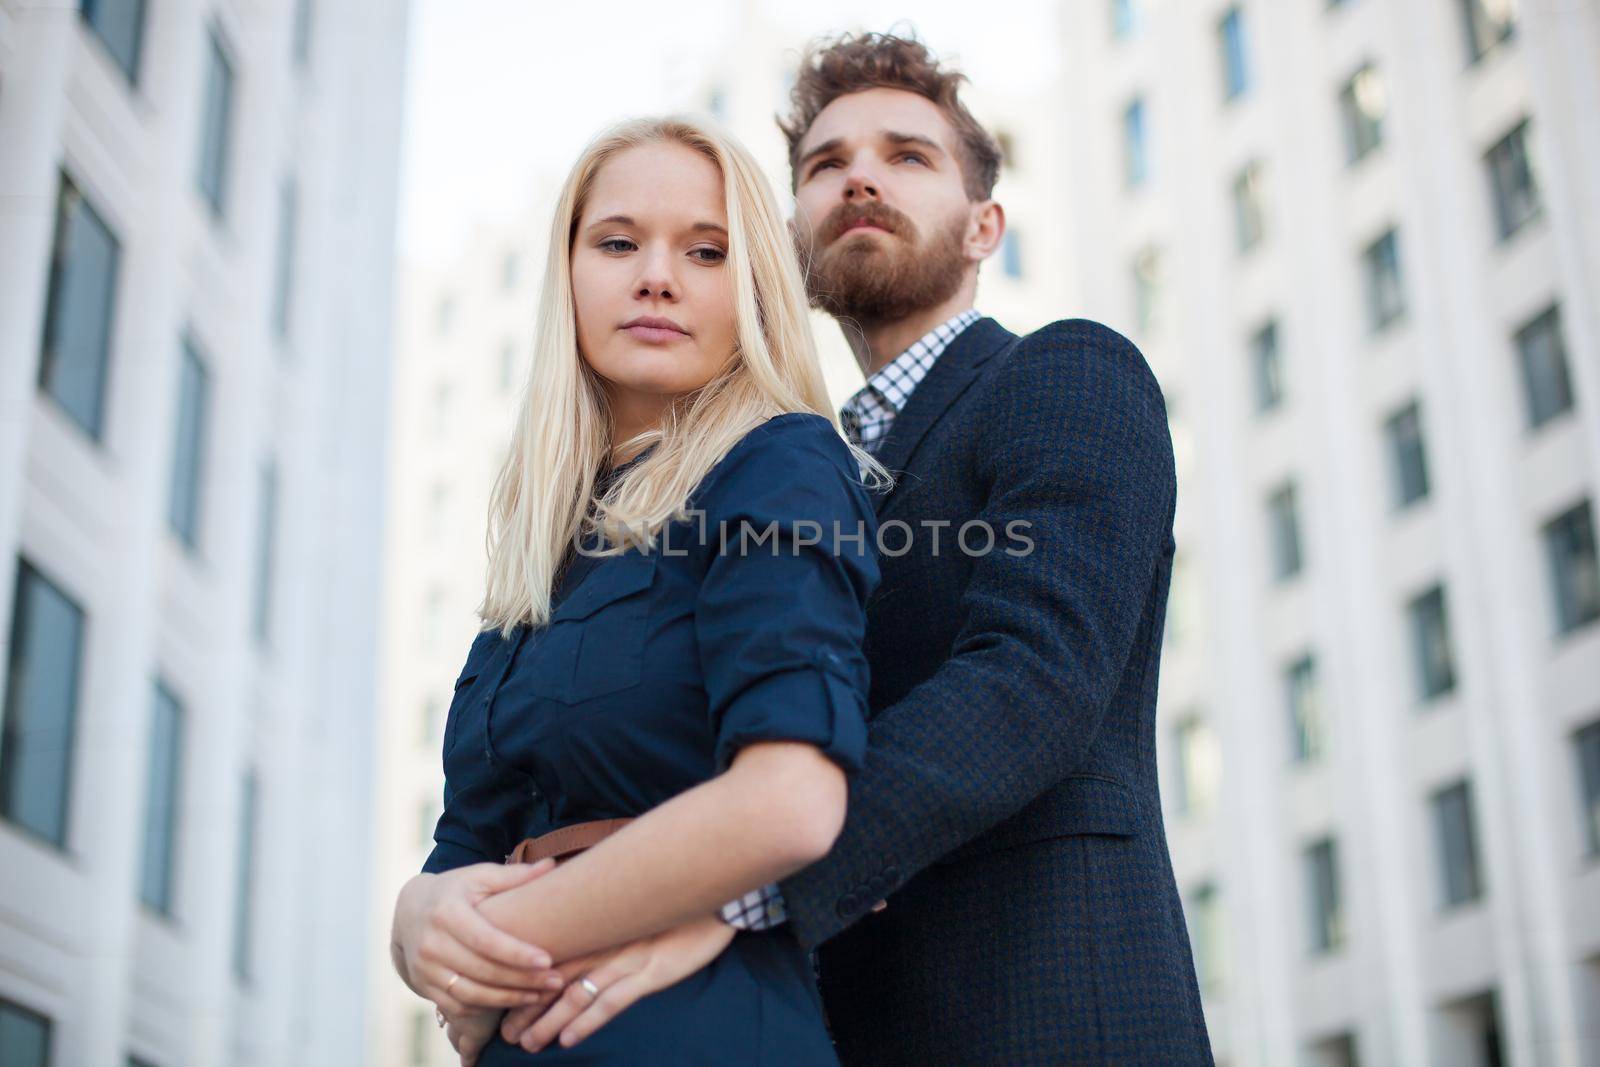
[422,413,879,1065]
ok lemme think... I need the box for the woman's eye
[599,237,635,253]
[690,247,726,264]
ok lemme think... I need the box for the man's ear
[966,200,1005,262]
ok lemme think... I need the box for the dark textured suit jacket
[778,316,1214,1065]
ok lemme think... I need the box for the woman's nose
[633,246,679,300]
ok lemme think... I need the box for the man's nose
[843,171,880,201]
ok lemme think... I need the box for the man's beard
[799,202,968,326]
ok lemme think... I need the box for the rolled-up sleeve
[693,414,880,775]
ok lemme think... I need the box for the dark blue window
[38,171,121,440]
[0,560,85,848]
[79,0,146,84]
[196,27,235,217]
[168,337,209,549]
[139,679,185,915]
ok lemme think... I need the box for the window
[1384,401,1430,509]
[1286,654,1323,764]
[195,27,235,218]
[1232,161,1266,253]
[1432,780,1484,907]
[168,337,209,549]
[272,178,298,341]
[432,382,454,438]
[1363,228,1405,331]
[291,0,313,68]
[1438,991,1507,1067]
[1543,500,1600,635]
[0,998,52,1067]
[1575,720,1600,857]
[0,560,86,848]
[1485,120,1540,240]
[1304,837,1344,953]
[1186,882,1226,991]
[1267,481,1304,582]
[1408,584,1457,700]
[1133,247,1163,333]
[1174,716,1221,815]
[232,770,258,982]
[252,462,279,645]
[410,1008,431,1065]
[502,251,521,290]
[38,171,121,440]
[500,341,518,394]
[1164,552,1199,649]
[1308,1032,1360,1067]
[1458,0,1516,64]
[139,679,184,915]
[437,295,456,335]
[421,695,444,747]
[1251,320,1284,413]
[1514,305,1573,429]
[1000,229,1023,279]
[1123,97,1148,188]
[1339,63,1386,164]
[80,0,146,84]
[1218,7,1250,101]
[1111,0,1138,38]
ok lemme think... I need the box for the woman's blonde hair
[478,115,889,635]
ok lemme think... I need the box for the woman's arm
[477,738,845,961]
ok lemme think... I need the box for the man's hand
[499,914,736,1052]
[442,1004,503,1067]
[392,858,567,1014]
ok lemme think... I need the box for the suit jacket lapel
[870,317,1018,516]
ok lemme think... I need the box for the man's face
[791,88,981,325]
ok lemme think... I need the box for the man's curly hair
[777,32,1003,201]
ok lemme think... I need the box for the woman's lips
[623,324,689,343]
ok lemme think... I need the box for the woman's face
[571,141,737,431]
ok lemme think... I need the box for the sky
[397,0,1058,266]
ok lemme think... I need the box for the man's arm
[778,319,1177,950]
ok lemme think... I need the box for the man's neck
[842,284,979,380]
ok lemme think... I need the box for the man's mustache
[819,202,917,246]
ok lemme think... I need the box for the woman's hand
[498,913,736,1052]
[442,1005,504,1067]
[392,859,568,1014]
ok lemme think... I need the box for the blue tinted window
[1123,97,1147,187]
[0,999,52,1067]
[1219,7,1250,100]
[168,338,209,549]
[38,172,121,440]
[139,680,184,915]
[0,561,85,848]
[196,28,235,217]
[80,0,146,84]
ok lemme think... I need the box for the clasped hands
[392,859,735,1064]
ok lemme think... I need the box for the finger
[427,934,565,995]
[470,856,557,892]
[558,972,650,1048]
[521,977,596,1051]
[440,897,553,970]
[435,969,557,1012]
[500,997,558,1044]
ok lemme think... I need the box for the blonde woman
[389,116,889,1065]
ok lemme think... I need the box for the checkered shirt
[717,308,982,932]
[837,308,982,453]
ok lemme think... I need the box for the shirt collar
[859,307,982,415]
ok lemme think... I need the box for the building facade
[1058,1,1600,1065]
[0,1,409,1063]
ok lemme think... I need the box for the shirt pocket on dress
[544,549,659,705]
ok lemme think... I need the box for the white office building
[0,1,409,1064]
[1056,1,1600,1065]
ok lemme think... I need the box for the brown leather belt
[504,818,635,866]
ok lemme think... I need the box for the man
[455,31,1212,1065]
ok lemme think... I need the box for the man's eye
[812,160,840,173]
[899,152,928,165]
[599,238,635,253]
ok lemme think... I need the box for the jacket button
[867,875,887,895]
[836,893,859,918]
[884,864,900,882]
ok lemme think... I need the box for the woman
[389,115,889,1065]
